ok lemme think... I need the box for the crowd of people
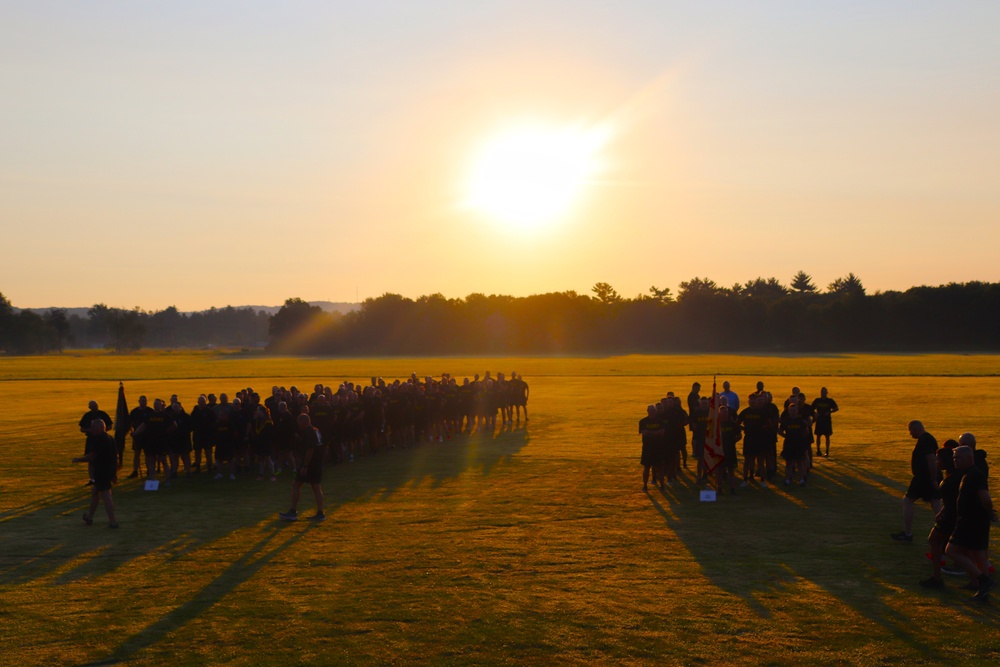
[893,423,995,601]
[638,380,839,494]
[74,372,530,525]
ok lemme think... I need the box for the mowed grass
[1,352,999,666]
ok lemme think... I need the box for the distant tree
[790,271,817,293]
[591,282,623,305]
[647,285,674,303]
[45,309,72,351]
[677,277,725,301]
[742,277,788,301]
[106,307,146,352]
[269,298,325,350]
[828,273,866,296]
[0,292,13,350]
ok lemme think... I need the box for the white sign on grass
[699,490,717,502]
[144,480,159,491]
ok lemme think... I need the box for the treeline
[268,274,1000,354]
[4,273,1000,355]
[0,294,269,353]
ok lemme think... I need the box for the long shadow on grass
[76,521,312,667]
[0,426,527,664]
[0,425,527,585]
[647,458,990,659]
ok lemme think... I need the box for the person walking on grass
[945,445,996,601]
[892,420,941,543]
[280,413,326,521]
[72,420,119,528]
[920,448,960,589]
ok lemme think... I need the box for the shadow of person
[643,459,987,658]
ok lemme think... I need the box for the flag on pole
[703,376,724,475]
[113,381,129,467]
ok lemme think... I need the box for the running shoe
[890,531,914,543]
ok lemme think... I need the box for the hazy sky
[2,1,999,311]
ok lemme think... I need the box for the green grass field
[1,352,999,666]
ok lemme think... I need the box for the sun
[465,123,609,229]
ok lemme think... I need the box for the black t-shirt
[911,432,938,479]
[738,407,768,439]
[191,405,216,436]
[779,415,810,445]
[639,416,665,446]
[811,397,838,418]
[144,410,175,444]
[79,409,112,433]
[129,406,153,431]
[956,466,990,526]
[938,473,962,526]
[87,432,118,480]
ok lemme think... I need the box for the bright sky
[2,1,999,311]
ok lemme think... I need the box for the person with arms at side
[639,405,666,492]
[811,387,839,457]
[126,395,153,479]
[945,446,996,601]
[920,448,960,589]
[280,414,327,521]
[892,420,942,542]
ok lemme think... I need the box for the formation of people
[639,380,839,494]
[73,371,530,525]
[893,423,995,601]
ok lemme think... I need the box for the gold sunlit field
[2,352,999,666]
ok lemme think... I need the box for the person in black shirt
[738,394,771,489]
[79,401,113,486]
[639,405,666,491]
[892,421,942,542]
[811,387,839,457]
[126,395,153,479]
[280,414,326,521]
[190,395,216,473]
[945,446,996,601]
[168,400,193,479]
[132,399,176,484]
[920,448,960,588]
[717,406,742,495]
[72,420,119,528]
[690,397,710,482]
[779,402,810,487]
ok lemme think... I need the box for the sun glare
[465,123,610,229]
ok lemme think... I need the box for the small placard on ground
[699,490,717,502]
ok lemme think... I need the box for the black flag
[113,382,129,467]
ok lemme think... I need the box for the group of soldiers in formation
[639,380,839,493]
[73,372,530,524]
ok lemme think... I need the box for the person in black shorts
[920,448,960,588]
[280,414,326,521]
[639,405,666,491]
[717,406,741,495]
[811,387,839,457]
[72,420,119,528]
[892,420,942,542]
[126,395,153,479]
[945,445,996,601]
[690,397,710,482]
[778,402,810,487]
[190,395,216,473]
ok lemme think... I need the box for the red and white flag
[703,376,724,474]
